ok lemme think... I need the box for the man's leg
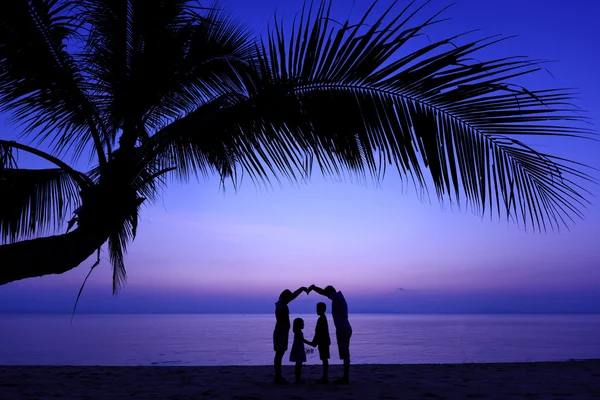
[322,359,329,380]
[335,330,351,384]
[336,354,349,383]
[344,330,352,381]
[343,357,350,380]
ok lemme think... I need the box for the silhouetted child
[310,302,331,384]
[289,318,311,384]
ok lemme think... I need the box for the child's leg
[322,359,329,379]
[316,346,330,383]
[294,362,302,381]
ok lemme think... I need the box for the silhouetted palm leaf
[0,139,94,244]
[80,0,254,148]
[154,0,594,232]
[0,0,108,163]
[107,202,142,294]
[0,0,595,291]
[0,168,81,243]
[0,141,18,170]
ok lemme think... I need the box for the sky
[1,0,599,314]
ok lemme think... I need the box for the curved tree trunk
[0,228,108,286]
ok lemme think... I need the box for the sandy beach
[0,360,599,400]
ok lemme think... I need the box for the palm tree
[0,0,594,292]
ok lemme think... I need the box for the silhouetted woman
[273,286,307,384]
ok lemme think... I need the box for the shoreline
[2,360,599,399]
[2,358,599,367]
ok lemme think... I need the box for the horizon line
[2,311,599,315]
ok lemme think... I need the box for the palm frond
[0,168,82,243]
[0,140,93,243]
[143,94,242,187]
[142,1,255,132]
[107,198,144,294]
[156,0,594,232]
[252,0,596,231]
[80,0,254,150]
[0,141,18,170]
[0,139,94,189]
[0,0,107,164]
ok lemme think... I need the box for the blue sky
[0,0,599,314]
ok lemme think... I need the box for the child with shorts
[310,302,331,384]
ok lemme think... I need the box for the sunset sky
[1,0,599,314]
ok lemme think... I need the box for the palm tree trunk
[0,228,108,286]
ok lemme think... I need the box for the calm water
[1,314,599,366]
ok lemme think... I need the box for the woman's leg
[273,328,290,383]
[274,351,285,381]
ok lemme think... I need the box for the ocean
[1,314,598,366]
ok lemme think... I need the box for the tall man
[273,286,308,384]
[309,284,352,384]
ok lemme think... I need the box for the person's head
[324,285,336,298]
[293,318,304,332]
[279,289,292,302]
[316,302,326,316]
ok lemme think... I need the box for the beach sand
[1,360,599,399]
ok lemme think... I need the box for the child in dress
[310,302,331,383]
[289,318,312,384]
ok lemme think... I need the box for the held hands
[300,285,317,295]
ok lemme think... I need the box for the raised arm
[285,286,308,304]
[309,285,328,297]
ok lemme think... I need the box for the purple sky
[1,0,599,314]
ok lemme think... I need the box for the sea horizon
[2,314,599,366]
[2,311,600,315]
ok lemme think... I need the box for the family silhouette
[273,284,352,385]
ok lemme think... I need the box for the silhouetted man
[273,287,308,384]
[309,284,352,384]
